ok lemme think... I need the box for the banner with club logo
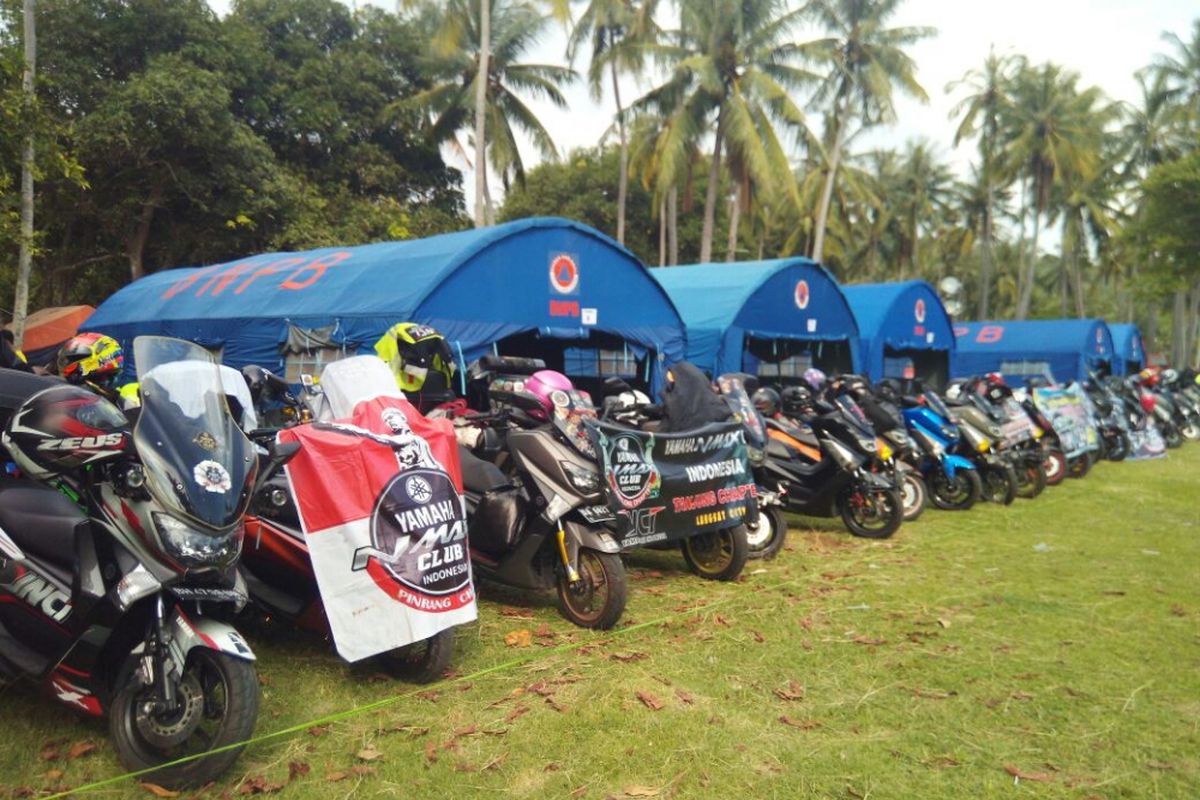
[587,420,757,547]
[278,396,476,663]
[1033,384,1099,459]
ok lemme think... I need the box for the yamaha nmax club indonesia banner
[279,396,477,663]
[588,421,757,547]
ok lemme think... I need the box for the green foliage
[1126,148,1200,290]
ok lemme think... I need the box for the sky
[206,0,1198,210]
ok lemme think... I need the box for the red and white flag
[278,395,476,662]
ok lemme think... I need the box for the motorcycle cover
[1032,384,1100,459]
[278,396,477,662]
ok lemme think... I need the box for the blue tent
[842,281,955,386]
[952,319,1115,384]
[84,218,686,391]
[1108,323,1147,374]
[651,259,859,378]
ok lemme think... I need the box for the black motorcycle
[0,337,265,788]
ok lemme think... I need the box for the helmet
[751,387,780,417]
[57,333,124,391]
[781,385,814,417]
[2,384,130,480]
[1138,366,1160,386]
[381,323,456,393]
[523,369,574,421]
[802,367,826,391]
[1162,368,1178,384]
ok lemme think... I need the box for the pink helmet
[524,369,574,420]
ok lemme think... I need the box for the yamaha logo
[915,298,927,323]
[549,254,579,295]
[794,280,810,310]
[405,475,433,504]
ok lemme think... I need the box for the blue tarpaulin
[1108,323,1146,374]
[651,259,860,377]
[84,217,686,389]
[953,319,1115,384]
[842,281,954,383]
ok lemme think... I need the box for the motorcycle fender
[563,520,621,555]
[168,608,256,664]
[861,471,895,491]
[942,455,975,478]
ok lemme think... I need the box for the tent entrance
[745,336,853,385]
[882,347,949,390]
[494,330,653,396]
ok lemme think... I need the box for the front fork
[555,521,582,584]
[141,593,178,714]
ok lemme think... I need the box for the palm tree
[947,49,1021,317]
[407,0,575,224]
[567,0,660,246]
[800,0,935,265]
[1149,19,1200,132]
[1001,62,1106,319]
[634,0,812,263]
[893,140,955,278]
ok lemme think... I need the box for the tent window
[999,359,1054,382]
[757,354,812,379]
[563,347,638,378]
[285,346,344,383]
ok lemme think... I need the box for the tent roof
[842,281,954,377]
[953,319,1114,382]
[8,305,94,353]
[651,259,858,372]
[84,217,686,376]
[1108,323,1146,371]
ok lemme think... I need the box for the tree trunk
[699,110,725,264]
[667,185,678,266]
[725,182,741,262]
[910,214,920,279]
[978,182,994,318]
[1013,174,1029,313]
[472,0,491,228]
[1171,289,1187,366]
[11,0,36,347]
[1145,299,1159,355]
[1016,207,1041,320]
[811,96,847,265]
[611,58,628,246]
[1071,243,1086,318]
[658,196,666,267]
[482,165,495,225]
[127,181,165,282]
[1188,282,1200,368]
[1059,216,1070,317]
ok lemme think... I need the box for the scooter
[457,357,629,628]
[0,338,266,789]
[899,385,983,511]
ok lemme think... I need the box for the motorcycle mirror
[603,376,633,396]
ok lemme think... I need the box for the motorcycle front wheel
[680,526,749,581]
[1015,459,1047,499]
[379,628,455,684]
[1043,447,1067,485]
[981,464,1018,505]
[1180,421,1200,441]
[110,648,259,789]
[745,505,789,560]
[555,549,627,630]
[839,485,903,539]
[929,468,981,511]
[899,472,928,522]
[1105,433,1130,462]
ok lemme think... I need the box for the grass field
[2,446,1198,799]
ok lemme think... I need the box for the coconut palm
[634,0,813,263]
[947,49,1022,317]
[1001,62,1107,319]
[1149,18,1200,132]
[800,0,935,265]
[406,0,575,224]
[893,140,955,278]
[567,0,661,245]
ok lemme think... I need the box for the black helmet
[875,379,901,404]
[781,384,814,417]
[751,387,780,417]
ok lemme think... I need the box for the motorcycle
[456,357,629,628]
[235,362,458,681]
[943,381,1032,503]
[1016,391,1070,485]
[898,385,983,511]
[1083,375,1132,462]
[0,337,264,788]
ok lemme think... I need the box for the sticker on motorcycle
[598,430,661,510]
[194,431,218,452]
[193,460,232,494]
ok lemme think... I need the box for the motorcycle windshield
[552,389,599,459]
[923,391,953,423]
[133,337,257,530]
[717,375,767,454]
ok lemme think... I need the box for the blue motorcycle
[899,389,982,511]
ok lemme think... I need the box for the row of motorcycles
[0,334,1192,788]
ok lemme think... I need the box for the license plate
[578,505,616,524]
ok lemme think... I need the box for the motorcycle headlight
[153,512,243,569]
[1032,427,1044,439]
[560,461,601,494]
[976,438,991,453]
[877,441,894,461]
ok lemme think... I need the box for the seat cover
[0,480,87,569]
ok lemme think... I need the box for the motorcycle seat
[0,479,89,571]
[458,446,511,493]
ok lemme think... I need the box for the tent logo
[1096,327,1103,345]
[914,298,926,323]
[549,254,579,295]
[794,280,810,310]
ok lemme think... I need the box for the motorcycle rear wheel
[379,628,454,684]
[982,464,1018,505]
[555,550,627,630]
[110,648,259,789]
[900,472,927,522]
[1105,433,1130,462]
[839,485,903,539]
[681,526,749,581]
[745,506,788,561]
[1043,447,1067,485]
[1015,460,1047,499]
[1180,422,1200,441]
[929,468,981,511]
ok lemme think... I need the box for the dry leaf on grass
[774,681,805,702]
[609,651,648,663]
[1010,691,1034,701]
[356,747,384,762]
[636,691,665,711]
[1003,764,1055,782]
[38,740,65,761]
[237,775,285,795]
[937,618,952,628]
[307,725,328,737]
[778,716,821,730]
[499,606,535,619]
[324,771,348,783]
[67,741,97,760]
[851,636,887,646]
[505,704,530,723]
[505,629,533,648]
[424,741,439,764]
[139,782,180,798]
[751,630,765,643]
[622,786,660,797]
[44,770,64,781]
[1146,761,1174,770]
[287,762,310,782]
[675,689,695,705]
[570,786,588,798]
